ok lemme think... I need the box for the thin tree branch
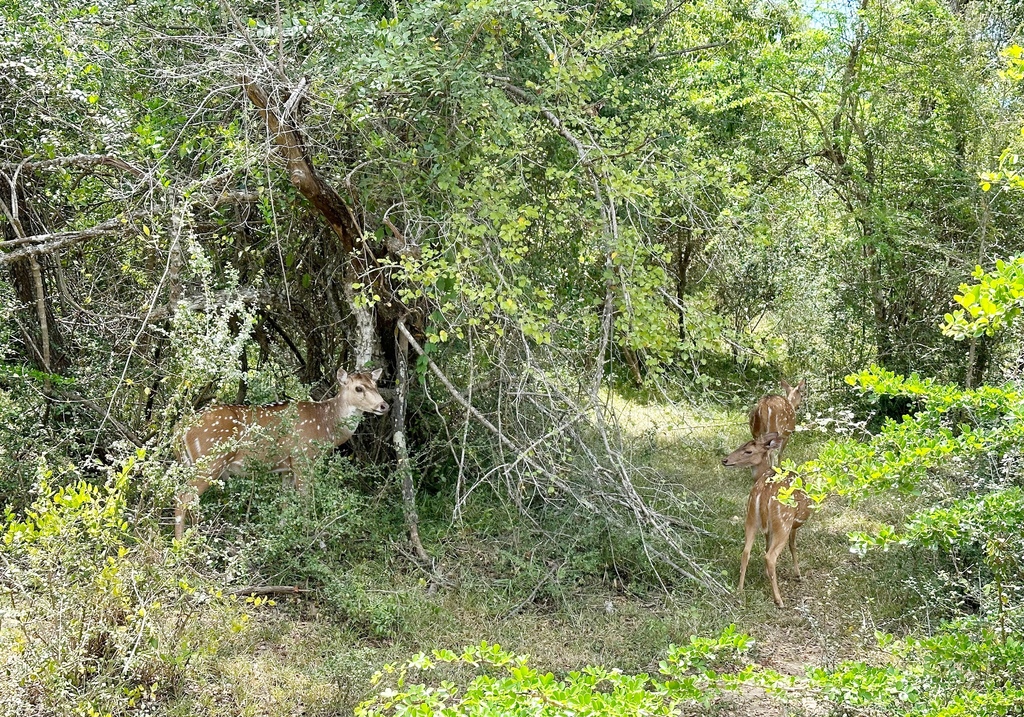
[393,326,430,563]
[227,585,304,597]
[0,215,143,263]
[3,154,145,178]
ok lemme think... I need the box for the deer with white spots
[174,368,389,539]
[748,378,805,457]
[722,432,812,607]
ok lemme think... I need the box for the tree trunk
[241,77,380,373]
[1,179,66,374]
[675,226,694,342]
[393,324,429,563]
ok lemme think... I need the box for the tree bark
[241,76,378,370]
[393,324,429,563]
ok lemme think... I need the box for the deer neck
[751,460,775,486]
[323,392,363,432]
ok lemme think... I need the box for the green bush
[774,364,1024,715]
[0,451,256,716]
[356,627,756,717]
[803,627,1024,716]
[222,454,410,636]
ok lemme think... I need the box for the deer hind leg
[789,527,802,581]
[765,527,791,607]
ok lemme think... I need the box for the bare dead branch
[5,154,145,178]
[0,215,144,263]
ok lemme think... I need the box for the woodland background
[3,0,1024,714]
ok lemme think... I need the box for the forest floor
[177,397,927,716]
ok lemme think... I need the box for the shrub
[0,451,256,716]
[226,454,407,636]
[356,627,756,716]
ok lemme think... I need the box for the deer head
[779,379,806,410]
[722,432,784,469]
[337,367,389,416]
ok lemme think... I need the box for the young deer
[174,368,388,539]
[748,378,806,456]
[723,432,812,607]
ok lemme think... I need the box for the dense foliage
[357,632,757,716]
[3,0,1024,714]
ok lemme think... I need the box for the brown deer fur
[748,378,806,455]
[723,432,812,607]
[174,368,388,539]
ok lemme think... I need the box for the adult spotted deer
[722,432,812,607]
[174,368,388,539]
[748,378,806,455]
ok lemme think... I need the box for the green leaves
[803,629,1024,717]
[802,366,1024,499]
[358,629,758,716]
[942,258,1024,339]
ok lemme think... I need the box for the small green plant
[0,451,256,716]
[357,627,758,716]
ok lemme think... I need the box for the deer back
[181,371,388,472]
[748,469,812,535]
[181,402,291,467]
[748,395,797,442]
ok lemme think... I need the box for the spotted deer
[174,368,388,539]
[722,432,812,607]
[748,378,806,457]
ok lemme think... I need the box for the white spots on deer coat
[177,370,389,539]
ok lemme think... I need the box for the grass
[1,396,941,716]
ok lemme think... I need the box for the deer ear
[780,379,792,392]
[337,369,350,385]
[797,378,807,393]
[370,368,383,382]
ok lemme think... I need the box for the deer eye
[355,386,364,393]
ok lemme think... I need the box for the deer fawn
[749,378,805,456]
[174,368,388,539]
[723,431,812,607]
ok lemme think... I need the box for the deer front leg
[738,516,759,593]
[280,453,313,493]
[277,455,299,491]
[739,488,763,593]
